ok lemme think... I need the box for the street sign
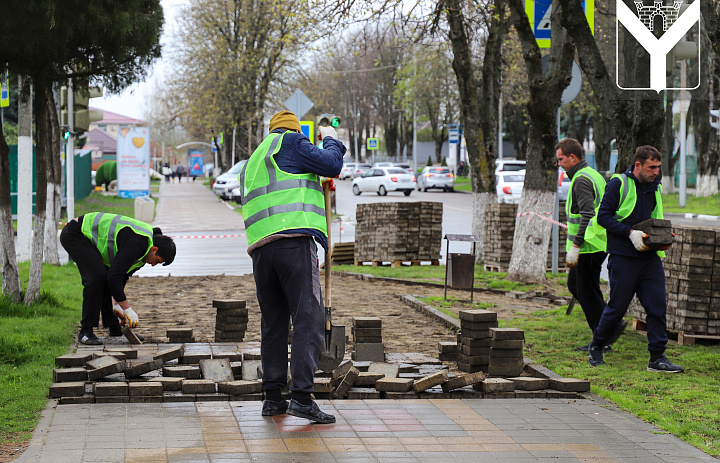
[541,56,583,105]
[448,129,460,144]
[367,138,379,150]
[525,0,594,48]
[300,121,314,142]
[0,70,8,108]
[284,89,314,120]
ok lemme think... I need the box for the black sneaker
[287,399,335,424]
[647,355,684,373]
[108,327,145,341]
[606,319,628,346]
[588,345,605,367]
[261,399,288,416]
[78,331,102,345]
[575,343,612,353]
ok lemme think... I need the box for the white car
[495,159,526,175]
[496,171,525,204]
[372,162,394,168]
[212,160,247,200]
[352,167,416,196]
[340,162,357,180]
[417,166,455,192]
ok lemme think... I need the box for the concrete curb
[334,270,508,295]
[400,295,461,331]
[12,400,58,463]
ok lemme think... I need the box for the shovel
[317,181,346,372]
[565,296,576,316]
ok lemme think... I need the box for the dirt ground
[123,272,550,354]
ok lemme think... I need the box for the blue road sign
[367,138,379,150]
[448,129,460,144]
[526,0,594,48]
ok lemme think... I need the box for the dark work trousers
[593,254,668,354]
[59,221,121,333]
[252,236,324,395]
[567,251,607,335]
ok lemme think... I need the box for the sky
[90,0,183,121]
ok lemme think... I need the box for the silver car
[212,160,246,200]
[417,166,455,192]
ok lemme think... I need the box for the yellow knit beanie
[269,110,301,133]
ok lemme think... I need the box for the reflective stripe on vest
[239,131,327,246]
[81,212,154,272]
[612,173,665,257]
[565,167,607,253]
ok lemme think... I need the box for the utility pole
[679,61,688,207]
[67,78,76,221]
[232,126,236,166]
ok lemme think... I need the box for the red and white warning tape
[517,211,568,229]
[169,234,246,239]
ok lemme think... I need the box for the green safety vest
[612,173,665,257]
[81,212,154,273]
[566,167,607,254]
[238,131,326,246]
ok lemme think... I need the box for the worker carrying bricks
[589,146,682,372]
[238,110,344,423]
[60,212,176,345]
[555,138,612,352]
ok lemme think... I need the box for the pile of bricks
[457,309,498,373]
[167,328,194,344]
[354,202,442,263]
[351,317,384,362]
[489,328,525,377]
[635,225,720,336]
[214,300,248,342]
[483,202,567,270]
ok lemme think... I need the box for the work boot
[575,342,612,353]
[108,326,145,341]
[647,355,684,373]
[78,330,102,345]
[588,345,605,367]
[261,399,288,416]
[606,319,628,346]
[287,399,336,424]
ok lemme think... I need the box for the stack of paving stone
[352,317,384,362]
[213,299,248,342]
[354,202,442,263]
[437,341,458,362]
[167,328,194,344]
[457,309,498,373]
[488,328,525,377]
[637,225,720,335]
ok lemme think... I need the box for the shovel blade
[318,325,345,372]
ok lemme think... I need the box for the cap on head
[269,110,301,133]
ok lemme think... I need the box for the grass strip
[661,192,720,216]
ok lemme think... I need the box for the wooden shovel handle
[324,182,332,308]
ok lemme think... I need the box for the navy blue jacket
[596,168,661,258]
[270,129,345,252]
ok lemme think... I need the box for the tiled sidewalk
[17,398,715,463]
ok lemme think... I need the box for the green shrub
[95,161,117,190]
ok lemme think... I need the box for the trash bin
[448,253,475,289]
[134,196,155,223]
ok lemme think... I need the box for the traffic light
[317,113,334,127]
[60,85,104,133]
[331,116,340,128]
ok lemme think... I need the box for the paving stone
[163,392,196,402]
[94,351,127,361]
[212,351,243,362]
[491,339,524,350]
[441,371,485,392]
[484,391,516,399]
[53,368,88,382]
[214,330,245,341]
[352,361,371,372]
[55,353,93,367]
[154,345,185,363]
[86,356,126,381]
[242,360,263,380]
[331,360,354,380]
[354,335,383,343]
[353,327,382,337]
[58,395,94,404]
[229,393,263,401]
[397,363,418,373]
[458,309,497,322]
[352,317,382,328]
[162,365,201,379]
[122,326,143,344]
[545,389,579,399]
[332,367,360,399]
[481,378,515,393]
[181,352,212,364]
[489,348,524,359]
[96,396,129,403]
[129,395,163,403]
[375,377,414,392]
[461,346,491,356]
[124,359,163,379]
[129,382,164,397]
[460,320,499,331]
[438,342,458,354]
[488,358,524,377]
[490,328,525,340]
[460,328,491,339]
[167,328,194,339]
[355,372,384,387]
[149,377,184,391]
[314,377,335,393]
[104,346,138,359]
[412,370,448,393]
[549,377,591,392]
[217,380,262,395]
[94,382,129,397]
[508,377,549,391]
[213,299,247,310]
[195,392,230,401]
[418,389,454,399]
[182,379,217,394]
[450,388,484,399]
[215,322,248,332]
[367,362,399,378]
[514,390,548,399]
[458,336,493,347]
[460,354,490,364]
[231,361,242,379]
[381,391,419,399]
[216,314,249,324]
[353,343,384,362]
[199,358,234,382]
[345,387,381,399]
[242,349,262,360]
[49,382,87,398]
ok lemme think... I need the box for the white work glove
[319,126,338,141]
[566,246,580,268]
[113,305,139,328]
[629,229,649,252]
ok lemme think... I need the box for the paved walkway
[15,181,717,463]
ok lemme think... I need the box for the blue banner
[189,149,204,176]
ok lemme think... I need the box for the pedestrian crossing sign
[367,138,379,150]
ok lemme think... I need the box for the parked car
[393,162,412,171]
[496,171,525,203]
[351,167,416,196]
[372,162,394,168]
[557,168,570,201]
[352,163,372,178]
[231,187,242,204]
[417,166,455,192]
[340,162,357,180]
[495,159,526,174]
[212,160,247,200]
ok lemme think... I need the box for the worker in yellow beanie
[238,109,345,424]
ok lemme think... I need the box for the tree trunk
[593,109,613,171]
[44,87,62,265]
[506,0,574,283]
[0,90,22,301]
[25,79,51,305]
